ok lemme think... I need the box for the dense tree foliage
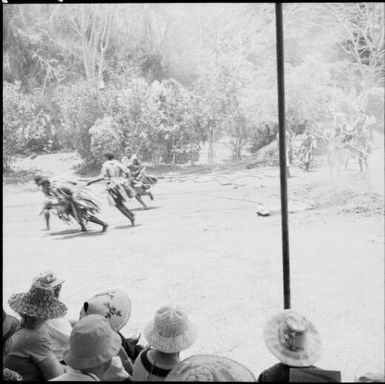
[3,3,384,171]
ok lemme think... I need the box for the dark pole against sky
[275,3,291,309]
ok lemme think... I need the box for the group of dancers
[34,153,157,233]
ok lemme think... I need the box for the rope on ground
[158,184,262,205]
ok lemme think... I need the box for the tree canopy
[3,3,384,171]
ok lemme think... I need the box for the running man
[86,153,136,225]
[34,176,108,232]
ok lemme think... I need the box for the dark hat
[8,281,67,321]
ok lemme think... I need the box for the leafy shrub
[3,81,37,171]
[89,116,124,166]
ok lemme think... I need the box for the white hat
[64,314,121,370]
[263,309,322,367]
[80,290,131,332]
[144,306,197,353]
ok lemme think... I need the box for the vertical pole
[275,3,291,309]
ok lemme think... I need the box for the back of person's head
[165,354,256,381]
[144,305,198,353]
[63,314,121,376]
[263,309,322,367]
[354,362,384,382]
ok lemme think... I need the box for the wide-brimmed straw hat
[263,309,322,367]
[32,271,65,288]
[64,314,121,370]
[144,306,197,353]
[3,308,20,342]
[80,290,131,332]
[166,355,256,381]
[8,281,67,320]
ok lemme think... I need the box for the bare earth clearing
[3,141,384,381]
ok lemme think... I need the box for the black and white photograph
[2,2,384,382]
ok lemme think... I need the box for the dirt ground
[3,141,384,381]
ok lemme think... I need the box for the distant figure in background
[4,282,67,381]
[165,355,256,381]
[341,116,355,144]
[51,314,122,381]
[258,309,323,382]
[32,272,72,365]
[353,125,371,172]
[133,305,198,381]
[299,131,315,171]
[87,153,136,226]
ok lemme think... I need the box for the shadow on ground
[114,224,143,230]
[53,231,106,240]
[130,206,160,212]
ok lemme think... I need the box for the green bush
[89,116,124,167]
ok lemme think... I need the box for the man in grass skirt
[123,154,156,210]
[86,153,136,225]
[34,176,108,232]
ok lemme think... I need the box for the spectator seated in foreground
[50,314,123,381]
[132,305,198,381]
[165,354,256,382]
[79,289,140,379]
[4,281,67,381]
[3,309,22,381]
[3,308,20,347]
[258,309,323,382]
[32,271,73,364]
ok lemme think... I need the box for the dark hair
[34,175,43,184]
[105,153,114,160]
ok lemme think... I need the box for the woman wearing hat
[51,314,122,381]
[4,281,67,381]
[32,271,73,364]
[258,309,322,382]
[132,305,198,381]
[79,289,143,379]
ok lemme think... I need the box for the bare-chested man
[34,176,108,232]
[87,153,136,225]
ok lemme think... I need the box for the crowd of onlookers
[3,271,384,382]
